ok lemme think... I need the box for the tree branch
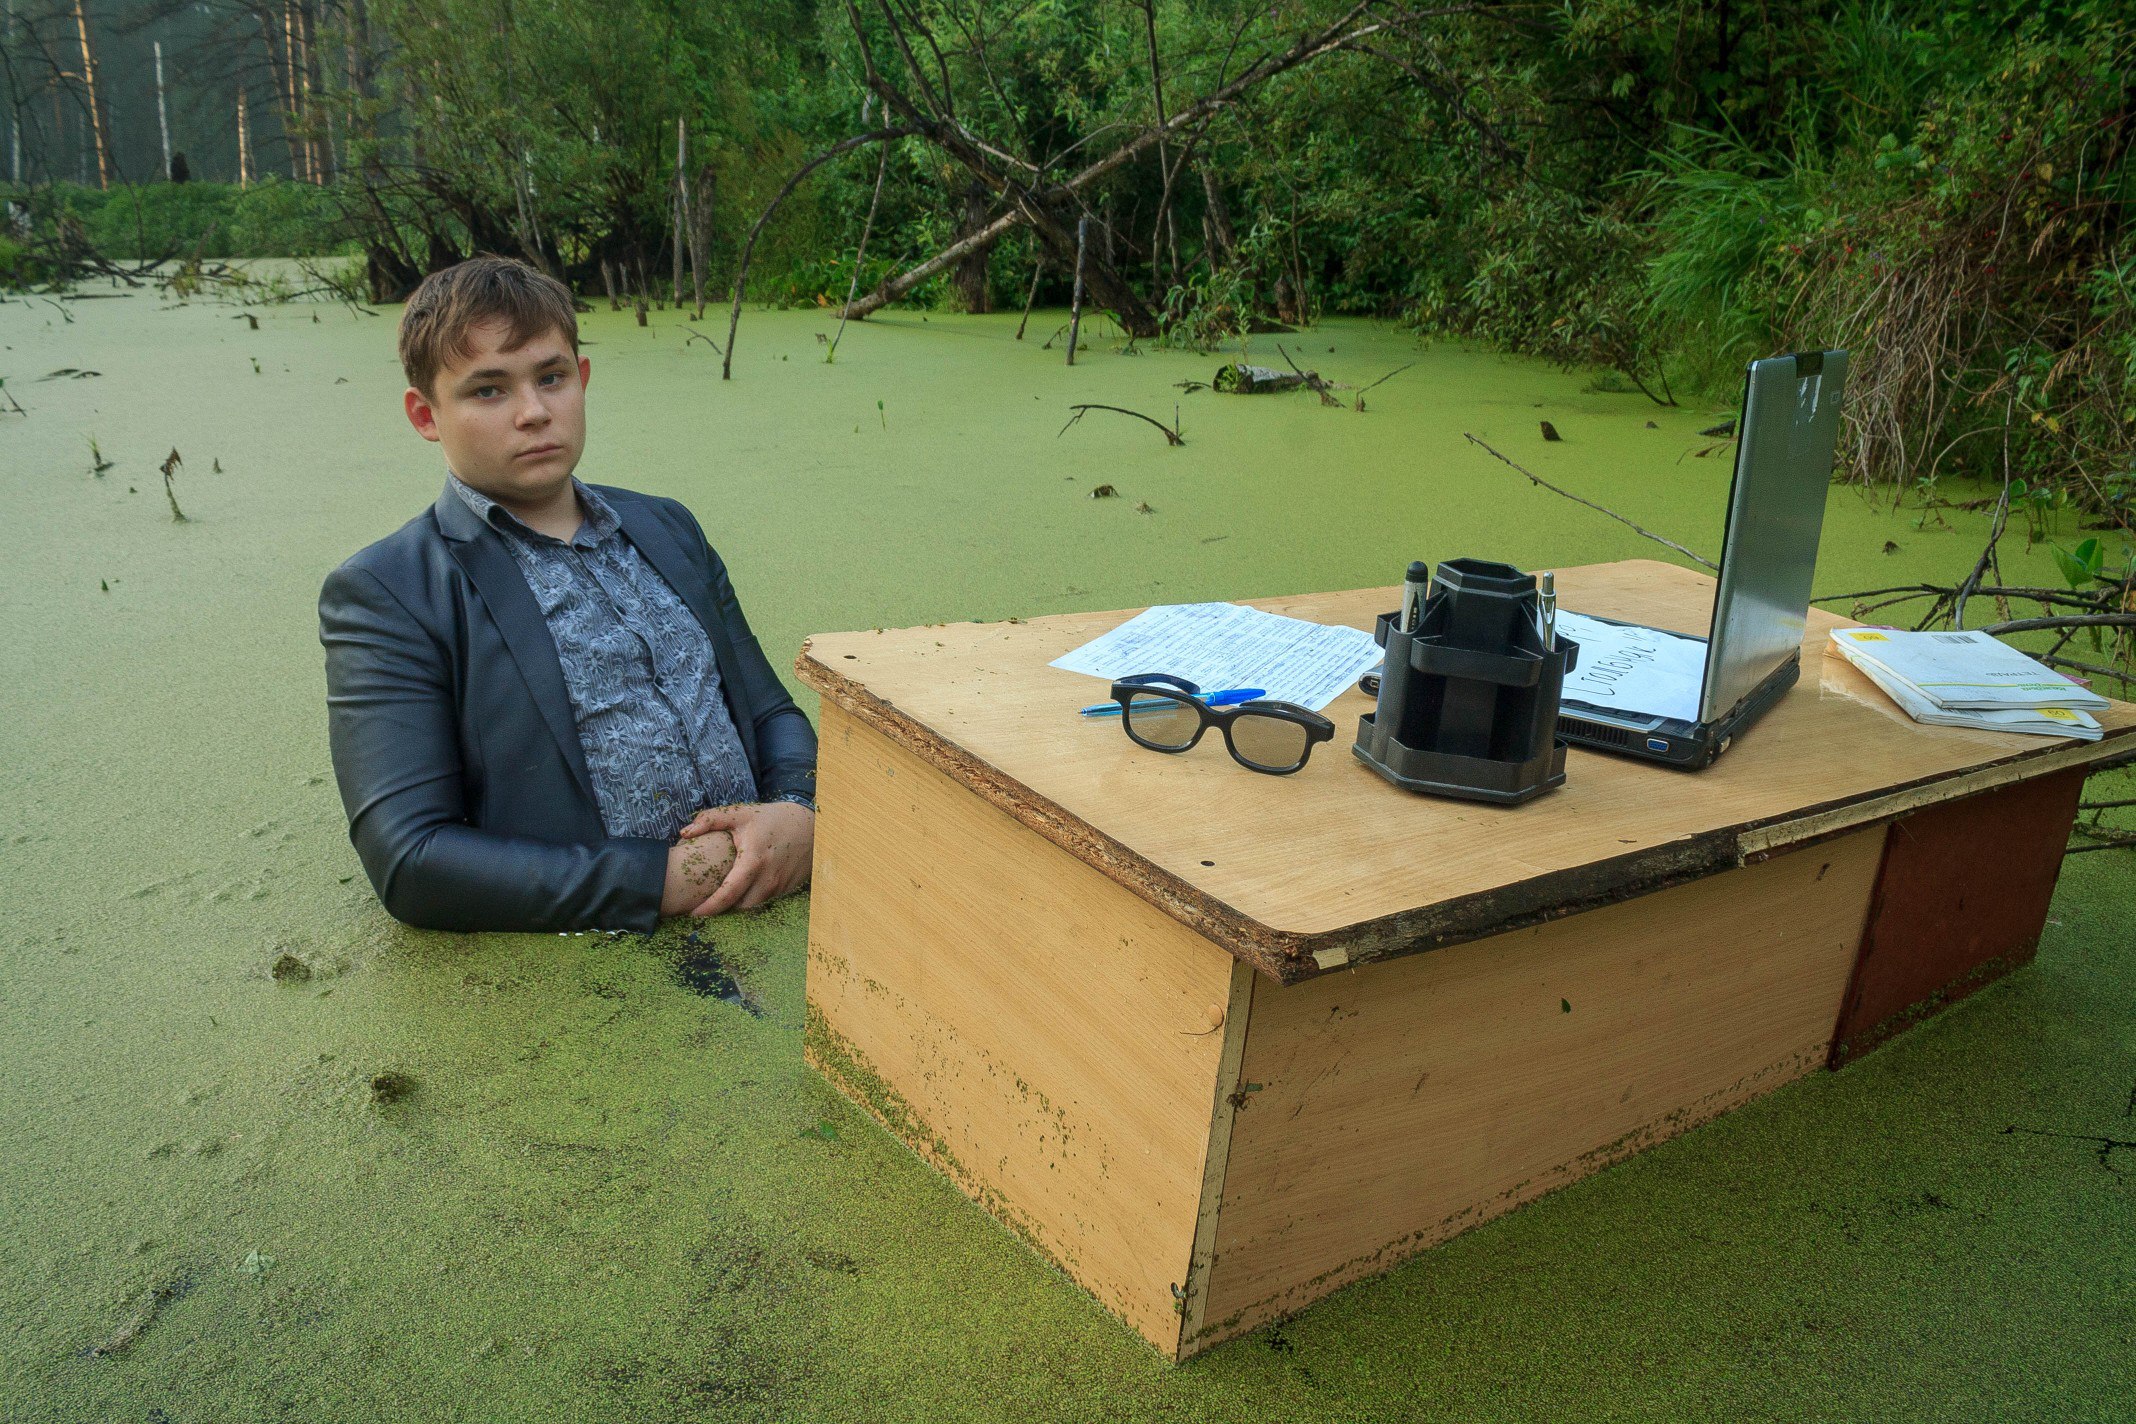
[1463,433,1718,570]
[721,127,917,380]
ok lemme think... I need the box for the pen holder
[1353,558,1579,804]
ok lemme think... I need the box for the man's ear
[404,386,442,443]
[578,354,591,391]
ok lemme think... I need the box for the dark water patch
[641,927,765,1016]
[368,1071,417,1106]
[803,1248,859,1276]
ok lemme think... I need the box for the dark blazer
[319,481,816,933]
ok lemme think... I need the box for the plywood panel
[805,703,1238,1355]
[1179,959,1256,1346]
[1830,769,2084,1066]
[1184,828,1884,1353]
[798,561,2136,981]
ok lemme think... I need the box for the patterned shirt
[449,474,757,839]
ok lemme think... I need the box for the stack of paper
[1828,627,2106,740]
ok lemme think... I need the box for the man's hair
[398,256,579,397]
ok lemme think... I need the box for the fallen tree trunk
[835,0,1390,332]
[1213,363,1312,394]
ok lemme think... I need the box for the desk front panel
[1185,827,1884,1352]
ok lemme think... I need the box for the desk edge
[797,642,2136,985]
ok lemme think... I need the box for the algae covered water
[3,288,2131,1421]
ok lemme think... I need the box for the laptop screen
[1698,350,1849,723]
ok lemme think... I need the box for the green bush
[1,180,355,262]
[0,232,46,288]
[225,178,356,257]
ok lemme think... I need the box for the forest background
[3,0,2134,533]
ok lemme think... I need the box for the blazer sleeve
[320,563,671,933]
[678,509,819,804]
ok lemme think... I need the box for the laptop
[1554,349,1849,769]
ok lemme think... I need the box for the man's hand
[661,830,737,917]
[676,801,816,915]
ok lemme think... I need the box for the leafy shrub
[1,180,355,262]
[0,232,47,289]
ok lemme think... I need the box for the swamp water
[2,290,2132,1421]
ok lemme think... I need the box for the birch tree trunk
[236,88,252,185]
[69,0,110,188]
[154,41,172,180]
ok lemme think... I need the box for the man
[320,256,816,932]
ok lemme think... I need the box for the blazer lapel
[434,487,598,806]
[613,499,761,767]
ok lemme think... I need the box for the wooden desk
[796,560,2136,1360]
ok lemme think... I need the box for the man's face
[404,319,591,506]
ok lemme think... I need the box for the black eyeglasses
[1110,674,1335,775]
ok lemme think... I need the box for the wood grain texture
[1829,769,2085,1067]
[804,703,1236,1356]
[797,560,2136,983]
[1182,828,1885,1354]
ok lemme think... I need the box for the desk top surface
[798,560,2136,982]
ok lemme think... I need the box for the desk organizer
[1354,558,1578,804]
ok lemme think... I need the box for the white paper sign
[1555,610,1707,723]
[1049,602,1384,712]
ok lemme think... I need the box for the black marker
[1402,561,1430,632]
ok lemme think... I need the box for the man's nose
[515,389,550,425]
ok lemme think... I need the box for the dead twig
[1066,216,1089,366]
[2039,653,2135,689]
[1462,433,1718,571]
[1950,399,2017,629]
[1275,343,1342,407]
[830,143,893,363]
[1815,584,2103,614]
[722,126,919,380]
[2067,826,2136,853]
[1059,404,1183,446]
[1353,362,1415,411]
[1015,252,1043,341]
[1974,614,2136,637]
[159,448,187,522]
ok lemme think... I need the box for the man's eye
[538,372,564,387]
[474,386,501,399]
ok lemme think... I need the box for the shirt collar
[447,472,620,549]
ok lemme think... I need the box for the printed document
[1555,610,1706,723]
[1827,627,2108,710]
[1833,638,2101,740]
[1050,602,1384,712]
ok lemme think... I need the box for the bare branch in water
[1462,433,1718,571]
[160,448,188,523]
[1059,404,1183,445]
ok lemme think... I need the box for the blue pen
[1080,687,1266,717]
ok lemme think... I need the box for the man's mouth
[516,443,563,460]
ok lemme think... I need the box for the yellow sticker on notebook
[2040,708,2077,720]
[1847,631,1889,641]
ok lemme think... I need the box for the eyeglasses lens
[1123,692,1200,749]
[1228,712,1312,771]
